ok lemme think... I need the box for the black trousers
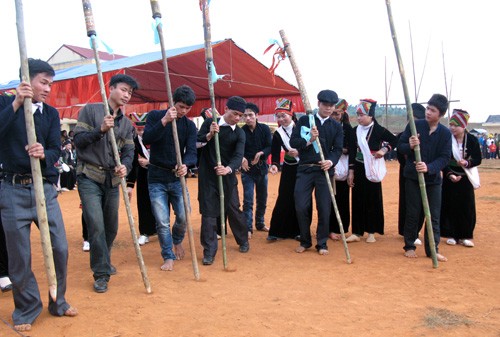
[294,166,331,250]
[200,184,247,258]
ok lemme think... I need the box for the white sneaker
[217,234,221,240]
[82,241,90,252]
[366,234,376,243]
[459,239,474,247]
[446,238,457,245]
[61,187,70,192]
[414,238,422,246]
[138,235,149,246]
[0,276,12,291]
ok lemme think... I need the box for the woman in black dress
[328,99,355,240]
[347,99,397,243]
[267,98,301,241]
[441,109,481,247]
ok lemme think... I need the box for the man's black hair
[109,74,139,90]
[173,85,196,106]
[245,102,259,114]
[19,58,55,81]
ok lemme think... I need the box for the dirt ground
[1,160,499,337]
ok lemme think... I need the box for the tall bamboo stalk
[14,0,57,301]
[149,0,200,280]
[409,21,418,102]
[385,0,438,267]
[442,42,451,120]
[200,0,228,269]
[81,0,152,291]
[279,29,351,264]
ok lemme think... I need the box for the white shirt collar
[218,116,236,130]
[317,114,329,125]
[32,102,43,114]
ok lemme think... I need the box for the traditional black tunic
[329,121,356,234]
[268,125,301,239]
[126,136,156,236]
[351,122,397,236]
[440,132,481,240]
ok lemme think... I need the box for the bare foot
[404,250,418,258]
[14,324,32,332]
[436,253,448,262]
[64,306,78,317]
[329,233,340,241]
[295,246,307,253]
[174,244,185,260]
[160,259,174,271]
[318,249,329,255]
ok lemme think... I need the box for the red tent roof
[49,39,304,119]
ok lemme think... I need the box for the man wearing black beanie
[398,93,451,262]
[197,96,250,265]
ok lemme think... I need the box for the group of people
[0,58,482,332]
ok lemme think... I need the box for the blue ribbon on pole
[152,18,162,44]
[300,114,319,153]
[89,35,114,55]
[209,60,227,83]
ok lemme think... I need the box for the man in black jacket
[290,90,343,255]
[0,59,77,332]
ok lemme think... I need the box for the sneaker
[414,238,422,246]
[82,241,90,252]
[110,265,117,275]
[202,256,214,265]
[60,187,70,192]
[217,234,221,240]
[366,234,376,243]
[459,239,474,247]
[346,234,360,243]
[446,238,457,245]
[0,276,12,292]
[256,224,269,232]
[138,235,149,246]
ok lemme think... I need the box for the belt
[3,174,39,185]
[299,163,322,167]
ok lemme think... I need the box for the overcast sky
[1,0,498,122]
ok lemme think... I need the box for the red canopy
[45,39,303,119]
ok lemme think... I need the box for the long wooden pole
[14,0,57,301]
[279,29,351,264]
[200,1,229,269]
[150,0,200,281]
[385,0,438,267]
[81,0,152,291]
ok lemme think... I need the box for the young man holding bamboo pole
[197,96,250,265]
[142,85,198,271]
[73,74,137,293]
[0,59,77,332]
[398,94,451,262]
[290,90,343,255]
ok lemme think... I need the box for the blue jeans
[241,172,268,232]
[149,181,189,261]
[77,175,119,281]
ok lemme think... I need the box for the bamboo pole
[200,0,229,269]
[149,0,200,281]
[385,0,438,267]
[81,0,152,291]
[14,0,57,302]
[442,42,451,120]
[279,29,351,264]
